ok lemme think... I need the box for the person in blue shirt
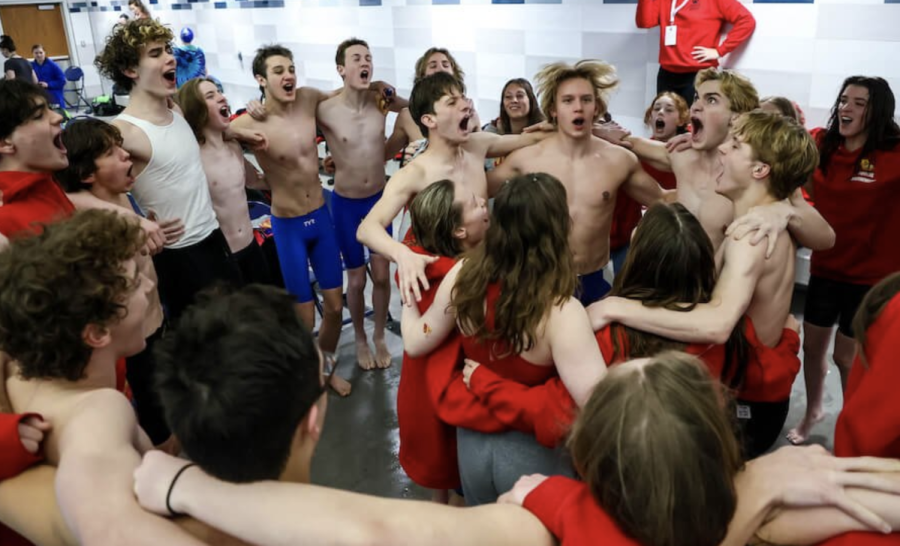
[31,44,67,107]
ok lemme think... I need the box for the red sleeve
[524,477,641,546]
[467,366,576,448]
[0,413,44,481]
[425,336,507,433]
[522,477,580,539]
[636,0,663,29]
[714,0,756,56]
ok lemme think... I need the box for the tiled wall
[53,0,900,133]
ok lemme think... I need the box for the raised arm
[135,451,554,546]
[620,151,671,207]
[400,261,461,357]
[469,127,552,160]
[624,136,673,171]
[590,237,764,344]
[55,391,204,545]
[357,165,437,304]
[786,187,835,250]
[547,298,608,406]
[726,188,836,256]
[486,149,525,197]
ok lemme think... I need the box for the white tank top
[116,111,219,249]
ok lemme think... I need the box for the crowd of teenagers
[0,7,899,546]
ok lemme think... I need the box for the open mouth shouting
[219,104,231,120]
[360,69,370,83]
[459,115,471,132]
[53,132,67,154]
[655,118,666,130]
[572,117,587,130]
[163,70,176,84]
[691,116,704,142]
[282,82,295,94]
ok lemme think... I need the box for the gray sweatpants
[457,427,576,506]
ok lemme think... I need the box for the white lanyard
[670,0,690,24]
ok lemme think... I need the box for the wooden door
[0,3,70,59]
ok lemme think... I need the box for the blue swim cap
[180,27,194,43]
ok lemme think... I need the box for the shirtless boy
[55,118,171,445]
[604,68,833,253]
[591,112,827,456]
[487,60,668,306]
[230,45,352,395]
[177,77,273,286]
[132,285,900,546]
[0,210,202,545]
[357,71,552,305]
[317,38,406,370]
[95,19,244,321]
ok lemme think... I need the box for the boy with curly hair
[95,19,250,320]
[0,210,203,545]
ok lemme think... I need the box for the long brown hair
[176,77,217,145]
[569,351,742,546]
[498,78,544,134]
[451,173,576,356]
[852,272,900,368]
[610,203,750,388]
[409,180,464,258]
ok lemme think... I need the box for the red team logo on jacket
[850,158,876,183]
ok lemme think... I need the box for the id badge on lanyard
[666,0,690,46]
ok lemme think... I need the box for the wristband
[166,463,197,517]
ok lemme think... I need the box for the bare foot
[329,373,352,397]
[374,338,393,369]
[786,411,825,445]
[356,340,376,371]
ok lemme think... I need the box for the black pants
[126,326,170,445]
[736,398,791,459]
[152,228,241,322]
[231,238,274,286]
[657,67,698,109]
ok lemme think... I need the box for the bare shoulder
[57,388,136,451]
[669,146,698,168]
[392,160,428,192]
[592,136,638,165]
[230,113,257,131]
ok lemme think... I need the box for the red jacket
[0,171,74,237]
[524,476,641,546]
[809,128,900,285]
[0,170,74,546]
[818,294,900,546]
[636,0,756,73]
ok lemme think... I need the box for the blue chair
[64,66,92,113]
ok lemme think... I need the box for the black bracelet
[166,463,197,517]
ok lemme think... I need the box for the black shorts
[231,238,273,286]
[735,398,790,460]
[803,275,872,337]
[152,228,241,321]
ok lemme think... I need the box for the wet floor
[311,282,842,499]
